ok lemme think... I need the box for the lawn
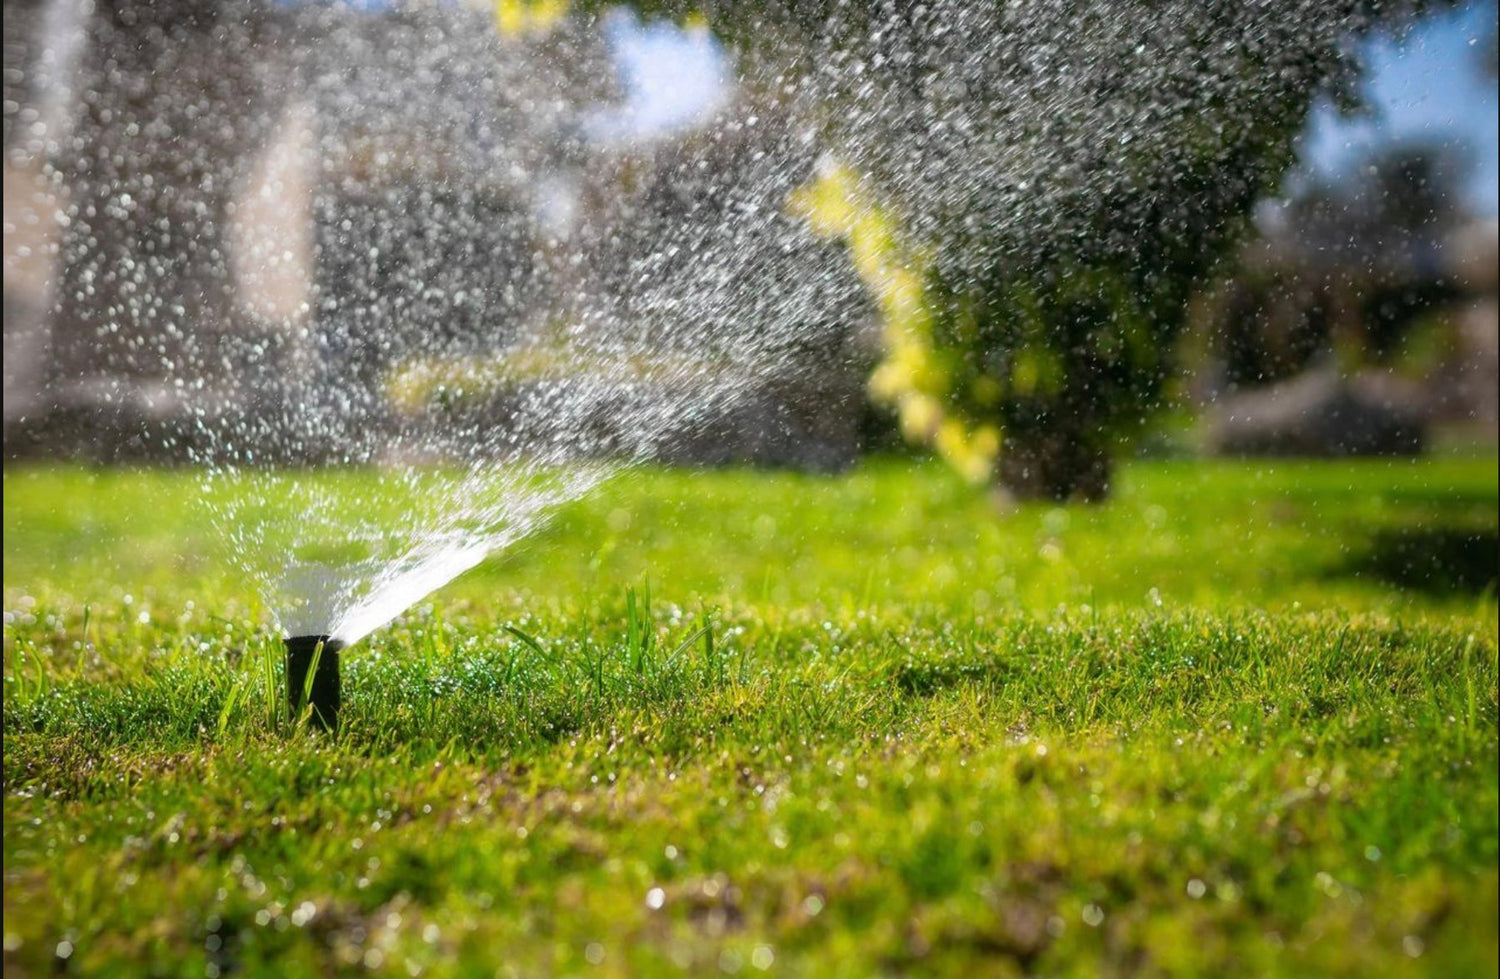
[3,457,1497,976]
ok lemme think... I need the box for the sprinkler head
[284,635,344,730]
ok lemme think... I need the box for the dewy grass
[3,457,1497,976]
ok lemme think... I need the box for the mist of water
[3,0,1398,643]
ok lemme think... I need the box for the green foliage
[1197,137,1474,389]
[773,1,1447,497]
[917,64,1325,498]
[3,458,1497,974]
[929,261,1177,494]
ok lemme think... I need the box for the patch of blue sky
[1298,0,1498,215]
[583,8,731,145]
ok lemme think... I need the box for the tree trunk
[995,427,1112,503]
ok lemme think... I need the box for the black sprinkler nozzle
[285,635,344,730]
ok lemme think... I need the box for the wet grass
[3,457,1497,976]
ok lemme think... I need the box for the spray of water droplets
[4,0,1412,644]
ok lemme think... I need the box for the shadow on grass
[1343,527,1499,596]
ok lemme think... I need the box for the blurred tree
[1202,138,1471,390]
[605,0,1448,500]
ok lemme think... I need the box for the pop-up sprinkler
[285,635,344,730]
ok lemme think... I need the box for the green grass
[4,457,1497,977]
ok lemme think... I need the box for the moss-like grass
[4,457,1497,976]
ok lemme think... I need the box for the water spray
[284,635,344,730]
[14,0,1407,724]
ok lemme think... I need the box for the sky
[584,8,729,145]
[1298,0,1499,216]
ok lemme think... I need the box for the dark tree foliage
[601,0,1449,500]
[1206,139,1471,389]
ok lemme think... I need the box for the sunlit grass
[3,457,1496,976]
